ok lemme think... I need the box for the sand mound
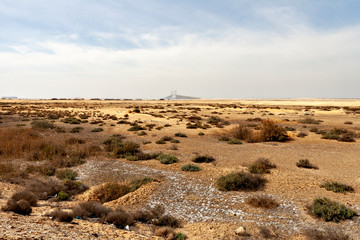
[76,181,160,209]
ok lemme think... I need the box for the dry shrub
[56,169,78,180]
[260,120,290,142]
[248,158,276,174]
[73,201,112,219]
[153,215,181,228]
[11,190,37,206]
[93,182,131,203]
[63,180,88,196]
[65,137,86,145]
[303,227,350,240]
[0,162,28,183]
[245,194,279,209]
[2,199,32,215]
[320,182,354,194]
[229,123,252,141]
[259,226,280,239]
[50,209,74,222]
[154,227,176,239]
[0,128,46,159]
[191,155,215,163]
[25,179,63,200]
[103,209,134,228]
[133,205,165,223]
[296,159,318,169]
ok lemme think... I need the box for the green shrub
[130,177,154,192]
[175,233,188,240]
[227,139,243,145]
[192,155,215,163]
[296,159,318,169]
[62,117,81,124]
[170,139,180,143]
[157,154,179,164]
[218,136,230,141]
[311,197,357,222]
[248,158,276,174]
[298,118,321,124]
[320,182,354,194]
[181,164,201,172]
[57,191,69,201]
[128,125,144,131]
[91,128,103,132]
[56,169,78,180]
[174,132,187,138]
[217,171,266,191]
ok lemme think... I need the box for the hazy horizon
[1,1,360,99]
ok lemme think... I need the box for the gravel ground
[76,159,360,237]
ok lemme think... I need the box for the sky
[1,0,360,99]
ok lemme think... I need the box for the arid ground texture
[0,99,359,240]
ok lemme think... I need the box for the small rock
[235,226,246,236]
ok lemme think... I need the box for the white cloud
[1,24,360,99]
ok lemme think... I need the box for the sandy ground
[0,99,360,239]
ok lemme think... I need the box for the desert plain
[0,98,359,239]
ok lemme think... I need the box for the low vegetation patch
[320,182,354,194]
[310,197,357,222]
[56,169,78,180]
[181,164,201,172]
[157,154,179,164]
[248,158,276,174]
[245,194,279,209]
[303,227,351,240]
[296,159,318,169]
[217,171,266,191]
[298,117,321,124]
[191,155,215,163]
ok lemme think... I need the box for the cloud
[1,22,360,99]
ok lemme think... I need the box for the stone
[235,226,247,236]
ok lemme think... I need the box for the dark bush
[344,121,353,125]
[245,194,279,209]
[174,132,187,138]
[2,199,32,215]
[191,155,215,163]
[297,132,308,138]
[217,171,266,191]
[311,197,357,222]
[103,209,134,228]
[73,201,112,219]
[296,159,318,169]
[155,139,166,144]
[50,209,74,222]
[181,164,201,172]
[153,214,181,228]
[248,158,276,174]
[338,134,355,142]
[91,128,103,132]
[320,182,354,194]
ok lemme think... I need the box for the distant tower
[171,90,177,99]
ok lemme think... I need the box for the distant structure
[163,90,200,100]
[1,96,17,99]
